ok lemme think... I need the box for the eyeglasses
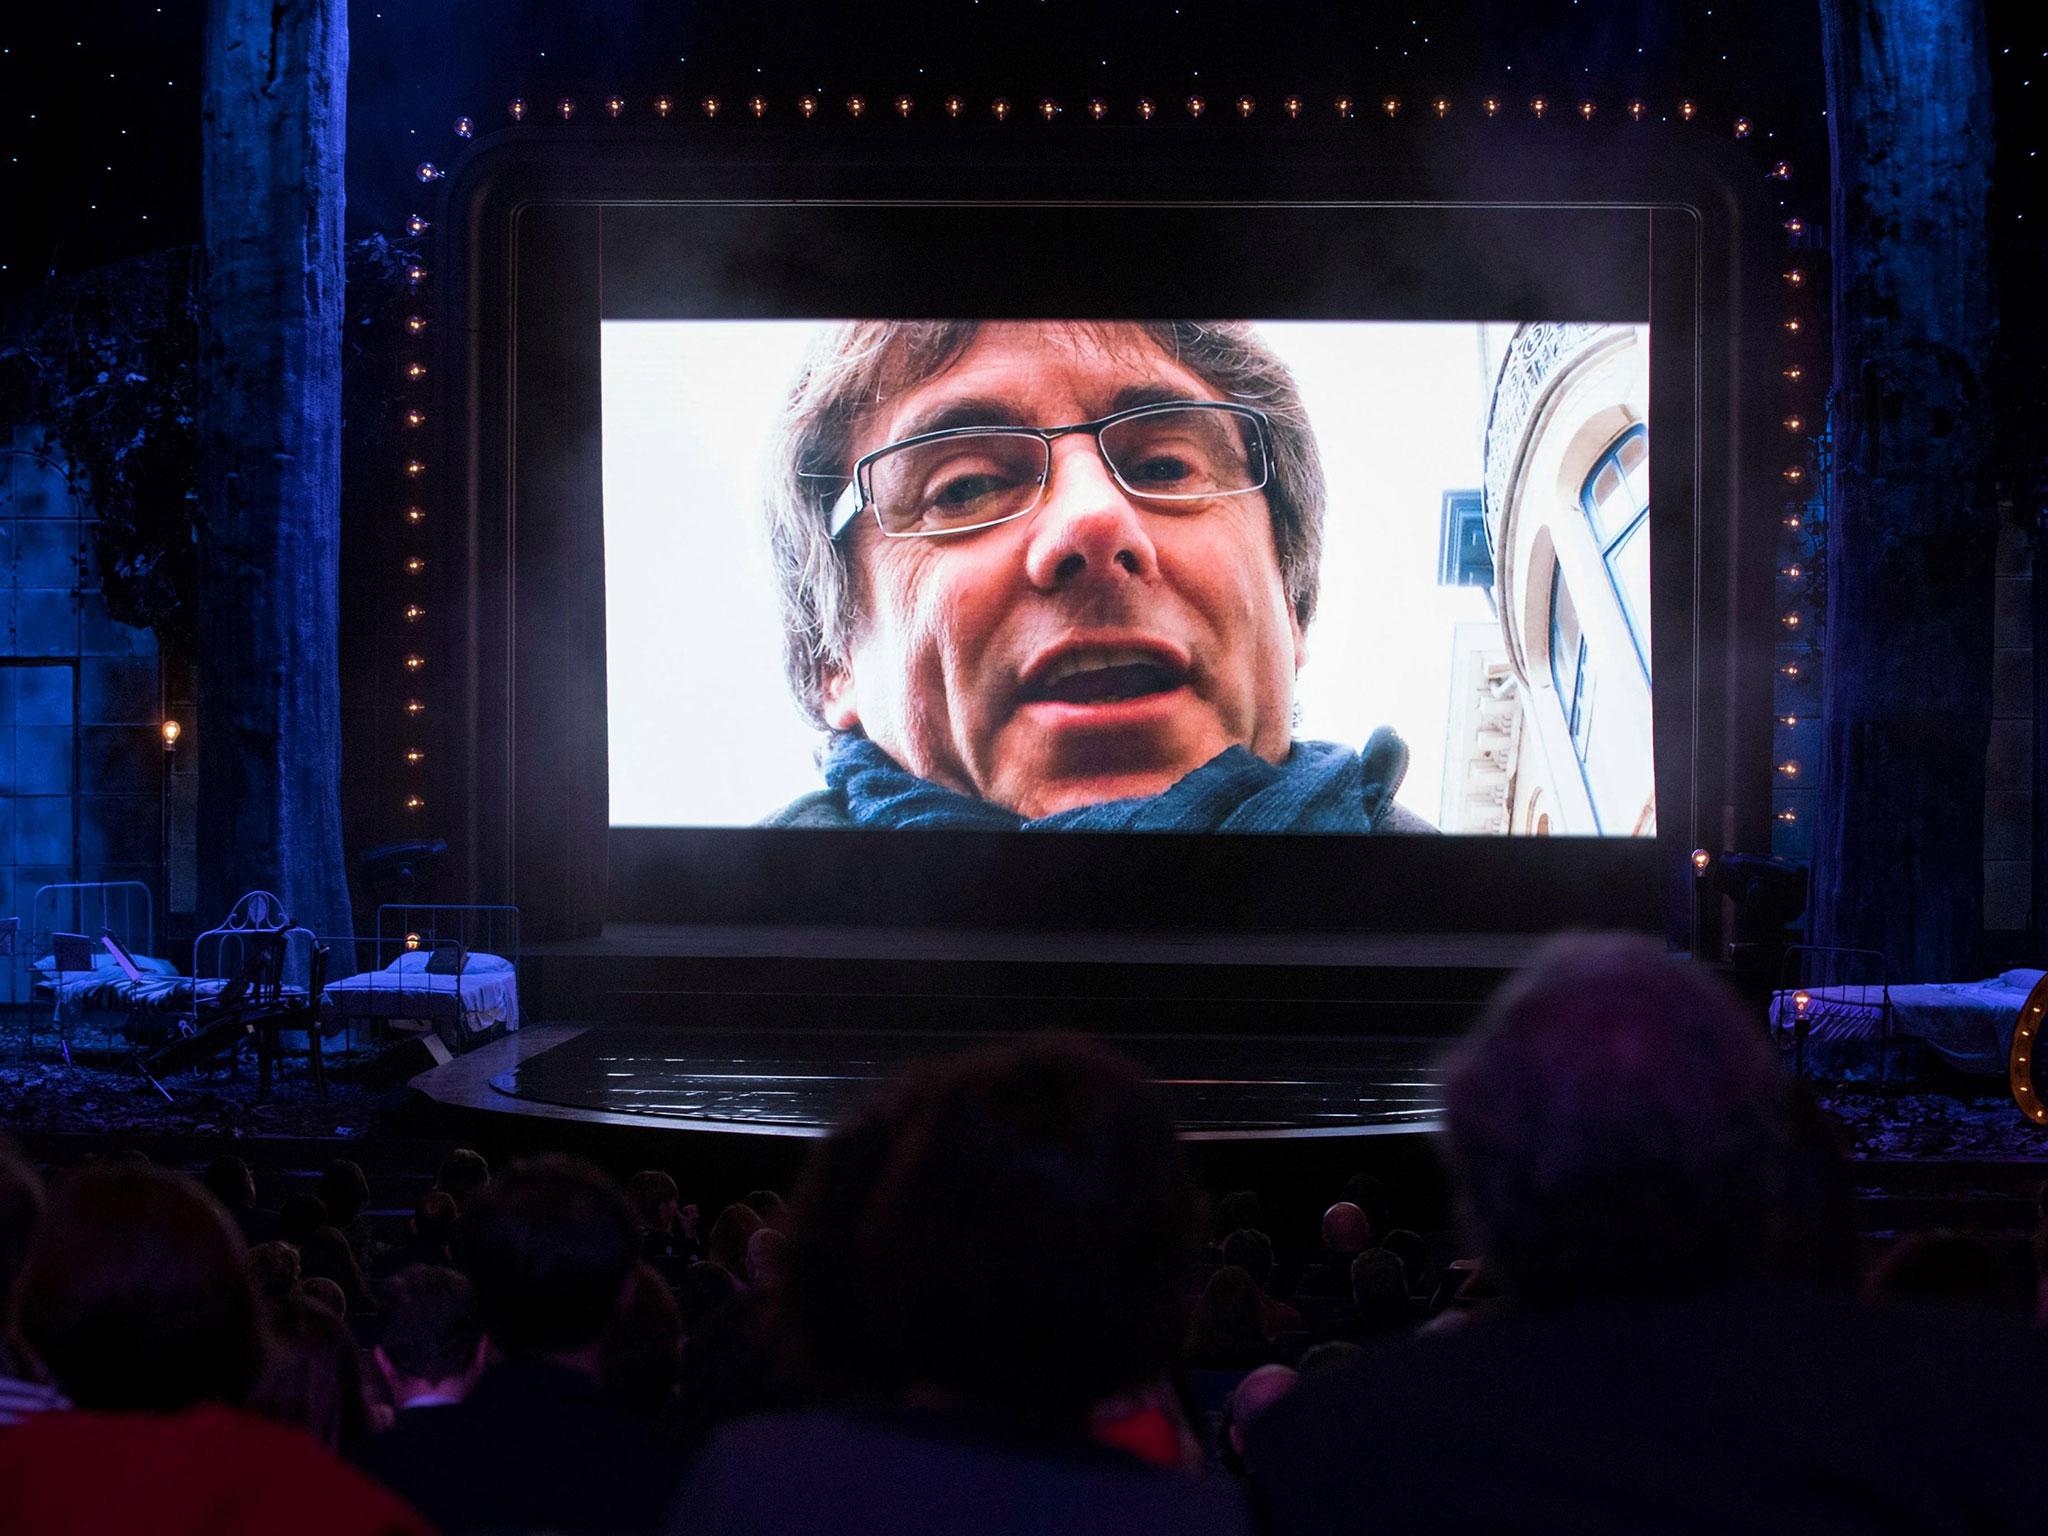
[827,400,1273,540]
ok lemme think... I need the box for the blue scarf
[822,729,1411,833]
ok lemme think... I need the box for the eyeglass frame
[824,399,1275,541]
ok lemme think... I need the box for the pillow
[31,950,179,980]
[386,949,513,975]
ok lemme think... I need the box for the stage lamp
[1136,97,1157,120]
[748,95,767,118]
[1691,848,1711,876]
[606,96,626,119]
[1781,664,1801,678]
[556,98,576,121]
[161,719,181,749]
[944,95,965,118]
[406,266,426,287]
[1769,160,1792,180]
[405,459,426,478]
[1783,415,1804,434]
[405,315,427,334]
[405,932,422,951]
[1577,98,1596,121]
[405,506,426,525]
[405,557,426,574]
[1777,808,1798,824]
[508,98,527,121]
[991,97,1013,120]
[1529,97,1548,119]
[798,95,818,118]
[1780,715,1798,727]
[453,116,474,139]
[406,410,426,428]
[1380,95,1401,118]
[1087,97,1108,120]
[405,748,425,765]
[1679,99,1697,121]
[897,95,916,118]
[1433,96,1451,118]
[404,605,425,622]
[1782,466,1805,484]
[1784,217,1805,235]
[1333,96,1355,118]
[405,795,426,812]
[1783,317,1802,333]
[405,362,427,380]
[1185,96,1206,118]
[654,96,674,118]
[1627,99,1645,121]
[1783,268,1806,287]
[1793,989,1810,1014]
[1785,514,1802,528]
[701,95,722,118]
[1783,565,1801,579]
[1235,95,1255,119]
[1782,612,1802,630]
[406,214,429,236]
[404,699,426,716]
[1778,760,1800,777]
[1733,116,1753,138]
[846,95,867,119]
[1038,97,1060,120]
[403,654,426,672]
[1282,95,1303,119]
[1783,365,1803,382]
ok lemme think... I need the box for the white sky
[601,320,1505,828]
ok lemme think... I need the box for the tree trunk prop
[1814,0,1996,979]
[197,0,354,940]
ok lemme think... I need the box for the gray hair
[764,321,1329,726]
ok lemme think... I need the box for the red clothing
[0,1403,436,1536]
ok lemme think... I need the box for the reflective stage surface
[489,1026,1446,1138]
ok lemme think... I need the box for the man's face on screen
[822,323,1305,819]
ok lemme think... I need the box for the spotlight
[161,719,181,748]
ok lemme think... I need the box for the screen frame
[417,126,1776,941]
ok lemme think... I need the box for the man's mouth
[1016,647,1191,706]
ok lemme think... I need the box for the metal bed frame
[24,880,156,1064]
[1778,943,1893,1086]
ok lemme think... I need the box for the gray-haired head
[764,320,1328,726]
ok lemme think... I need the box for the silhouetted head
[434,1147,491,1208]
[277,1191,329,1246]
[1320,1201,1371,1255]
[707,1203,765,1276]
[200,1155,256,1216]
[785,1034,1196,1427]
[250,1292,367,1448]
[14,1164,261,1411]
[411,1188,458,1251]
[627,1170,681,1233]
[1220,1228,1275,1289]
[376,1264,485,1388]
[1443,932,1810,1309]
[318,1160,370,1228]
[245,1240,301,1302]
[460,1155,638,1358]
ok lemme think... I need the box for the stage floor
[421,1024,1448,1140]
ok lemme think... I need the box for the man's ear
[822,664,861,732]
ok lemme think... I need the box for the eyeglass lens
[867,406,1264,536]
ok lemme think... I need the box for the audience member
[1375,1227,1429,1296]
[301,1224,375,1315]
[676,1258,739,1336]
[628,1169,696,1266]
[373,1264,485,1410]
[434,1147,491,1209]
[1219,1228,1301,1339]
[374,1189,458,1279]
[1289,1340,1360,1378]
[1867,1230,2015,1312]
[1221,1364,1296,1475]
[319,1160,373,1231]
[1339,1173,1392,1239]
[1309,1249,1414,1345]
[675,1035,1249,1535]
[1248,933,2048,1535]
[1185,1265,1274,1370]
[0,1164,431,1535]
[602,1260,686,1421]
[279,1190,331,1246]
[300,1275,349,1319]
[706,1201,765,1278]
[0,1142,65,1427]
[1294,1202,1372,1297]
[353,1154,681,1534]
[743,1188,788,1229]
[246,1239,302,1302]
[745,1225,789,1291]
[201,1154,269,1243]
[252,1291,373,1450]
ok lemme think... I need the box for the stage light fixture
[798,95,818,118]
[1783,317,1802,333]
[405,932,422,950]
[1235,95,1255,118]
[1679,99,1697,120]
[405,361,427,380]
[453,116,473,139]
[404,654,426,672]
[1087,97,1109,120]
[406,410,426,428]
[1793,989,1810,1014]
[1038,97,1059,120]
[404,459,426,478]
[606,96,626,119]
[405,795,426,812]
[1784,217,1805,235]
[896,95,915,118]
[748,95,767,118]
[405,506,426,524]
[404,605,425,622]
[1333,96,1355,118]
[1778,760,1800,777]
[405,265,426,286]
[405,314,427,334]
[846,95,867,119]
[1691,848,1711,875]
[1733,116,1753,138]
[405,214,428,236]
[1282,95,1303,119]
[1628,99,1645,121]
[1781,664,1801,678]
[989,96,1013,120]
[1769,160,1792,180]
[1782,465,1805,483]
[1529,96,1548,119]
[1785,514,1802,528]
[701,95,722,118]
[1782,365,1803,381]
[404,699,426,716]
[405,557,426,574]
[1483,96,1500,117]
[508,98,527,121]
[1782,613,1802,630]
[654,96,674,118]
[1777,808,1798,823]
[1783,268,1806,287]
[556,98,576,121]
[1381,95,1401,118]
[1577,98,1596,120]
[405,748,425,765]
[415,162,441,183]
[1136,97,1156,120]
[1783,415,1804,433]
[944,95,965,118]
[161,719,181,748]
[1185,96,1206,118]
[1783,565,1801,579]
[1780,715,1798,727]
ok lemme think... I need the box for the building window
[1580,424,1651,680]
[1549,564,1600,830]
[1437,489,1492,588]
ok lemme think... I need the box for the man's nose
[1021,438,1159,592]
